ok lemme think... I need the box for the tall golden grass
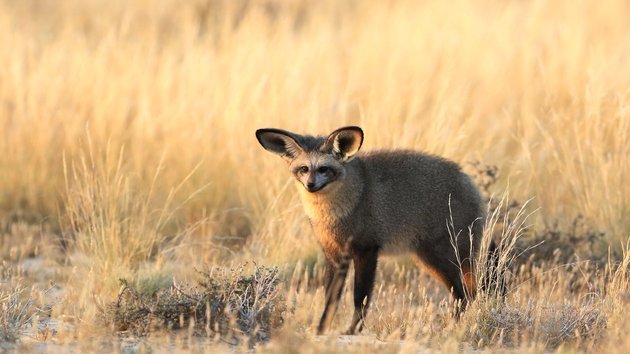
[0,0,629,351]
[1,0,628,257]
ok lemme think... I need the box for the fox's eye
[317,166,329,173]
[298,166,309,174]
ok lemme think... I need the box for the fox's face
[256,126,363,194]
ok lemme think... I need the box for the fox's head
[256,126,363,193]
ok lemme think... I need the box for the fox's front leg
[346,246,378,334]
[317,252,350,335]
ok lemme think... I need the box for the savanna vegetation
[0,0,628,352]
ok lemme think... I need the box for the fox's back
[354,150,484,253]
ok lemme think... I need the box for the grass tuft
[105,264,286,345]
[0,264,50,344]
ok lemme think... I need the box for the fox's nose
[307,182,316,190]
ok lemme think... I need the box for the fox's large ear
[256,128,304,162]
[325,126,364,162]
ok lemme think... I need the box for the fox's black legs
[317,253,350,334]
[317,247,379,335]
[415,249,471,319]
[346,247,379,334]
[346,248,378,334]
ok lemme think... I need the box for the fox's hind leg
[414,249,472,317]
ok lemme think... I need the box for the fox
[256,126,501,335]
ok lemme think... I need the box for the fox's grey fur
[256,126,495,335]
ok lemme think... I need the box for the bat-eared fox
[256,126,502,335]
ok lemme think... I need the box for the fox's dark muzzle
[305,182,326,193]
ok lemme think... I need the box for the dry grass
[0,263,52,345]
[0,0,628,352]
[106,264,285,344]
